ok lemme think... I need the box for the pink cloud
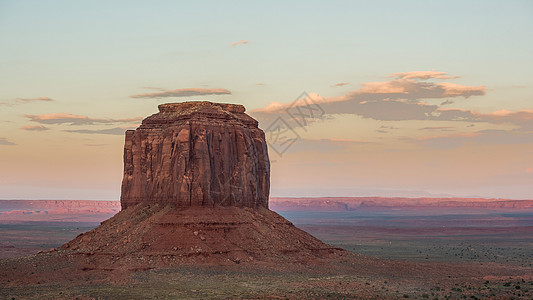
[0,96,54,107]
[483,109,533,119]
[251,93,324,113]
[26,113,142,125]
[142,87,165,91]
[391,71,460,80]
[16,96,53,102]
[254,72,485,117]
[65,126,137,135]
[21,125,49,131]
[250,71,533,139]
[231,40,249,46]
[250,71,533,134]
[437,82,485,98]
[130,88,231,99]
[357,80,410,94]
[353,78,484,98]
[29,113,86,121]
[419,126,455,131]
[332,82,349,87]
[252,102,289,113]
[474,109,533,130]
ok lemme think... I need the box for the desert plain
[1,197,532,299]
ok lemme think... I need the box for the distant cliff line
[269,197,533,211]
[1,197,532,212]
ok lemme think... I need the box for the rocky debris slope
[60,203,347,267]
[121,101,270,210]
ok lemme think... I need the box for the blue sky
[1,0,532,199]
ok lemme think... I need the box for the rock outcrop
[120,101,270,210]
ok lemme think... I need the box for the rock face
[120,101,270,210]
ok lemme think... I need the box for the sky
[0,0,532,200]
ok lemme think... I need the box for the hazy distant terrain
[1,197,532,264]
[270,197,533,211]
[0,200,119,258]
[271,197,533,267]
[0,200,119,223]
[1,198,532,298]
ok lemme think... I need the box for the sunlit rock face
[120,101,270,210]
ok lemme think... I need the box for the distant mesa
[269,197,533,211]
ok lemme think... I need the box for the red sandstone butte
[120,101,270,209]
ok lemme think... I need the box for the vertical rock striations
[120,101,270,210]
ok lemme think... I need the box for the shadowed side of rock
[120,102,270,210]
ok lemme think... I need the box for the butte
[0,102,353,285]
[61,101,348,268]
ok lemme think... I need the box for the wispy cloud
[21,125,50,131]
[351,78,485,99]
[142,87,165,91]
[231,40,249,47]
[431,108,533,131]
[480,109,533,130]
[65,126,136,135]
[1,96,53,106]
[391,71,460,80]
[0,138,16,146]
[16,96,53,102]
[26,113,142,125]
[377,125,399,133]
[438,82,485,98]
[130,88,231,99]
[419,126,455,131]
[332,82,349,87]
